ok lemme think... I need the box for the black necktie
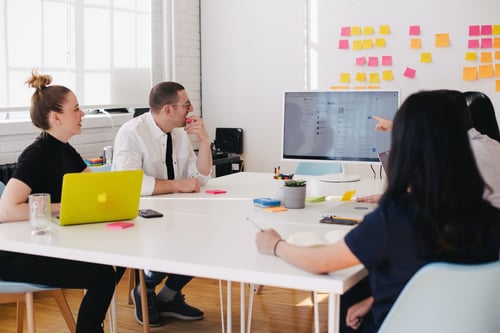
[166,133,174,180]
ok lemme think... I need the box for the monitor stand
[319,164,360,183]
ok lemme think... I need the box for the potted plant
[282,179,307,209]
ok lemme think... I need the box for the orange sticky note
[478,64,494,78]
[495,64,500,77]
[465,52,477,61]
[341,190,356,201]
[463,67,477,81]
[480,52,493,63]
[264,206,288,213]
[435,33,450,47]
[493,38,500,48]
[410,38,421,49]
[496,80,500,92]
[495,51,500,60]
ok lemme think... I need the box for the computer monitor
[281,90,400,182]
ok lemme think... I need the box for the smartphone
[138,209,164,218]
[319,216,359,225]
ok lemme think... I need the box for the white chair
[0,280,76,333]
[379,261,500,333]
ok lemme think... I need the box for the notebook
[56,170,143,226]
[322,201,378,221]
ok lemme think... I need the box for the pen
[246,217,264,231]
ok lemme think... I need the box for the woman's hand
[255,229,282,255]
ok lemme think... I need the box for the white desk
[0,172,384,333]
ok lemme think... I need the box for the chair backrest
[294,162,342,176]
[378,261,500,333]
[0,180,5,197]
[464,91,500,142]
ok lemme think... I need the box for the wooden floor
[0,268,331,333]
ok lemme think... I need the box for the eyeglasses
[169,101,192,109]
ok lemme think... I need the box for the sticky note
[355,72,367,82]
[465,52,477,61]
[206,189,227,194]
[341,26,351,36]
[493,38,500,48]
[496,80,500,92]
[382,56,392,66]
[481,38,492,49]
[403,67,416,79]
[107,222,134,229]
[410,38,421,49]
[435,33,450,47]
[353,40,363,50]
[481,25,492,35]
[469,25,480,36]
[363,26,374,35]
[355,57,366,65]
[375,38,386,47]
[340,73,351,83]
[468,39,480,49]
[478,64,494,78]
[368,57,379,67]
[462,67,477,81]
[306,196,326,203]
[409,25,421,36]
[493,25,500,35]
[495,64,500,77]
[379,25,390,35]
[382,70,393,81]
[341,190,356,201]
[264,206,288,213]
[351,26,362,35]
[495,51,500,60]
[369,73,380,84]
[339,39,349,50]
[420,52,432,63]
[480,52,493,63]
[363,39,373,49]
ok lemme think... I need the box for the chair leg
[25,292,35,333]
[16,301,24,333]
[50,289,76,333]
[138,269,150,333]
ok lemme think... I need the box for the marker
[246,217,263,231]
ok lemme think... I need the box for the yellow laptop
[56,170,143,226]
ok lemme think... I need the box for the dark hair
[464,91,500,142]
[148,81,185,113]
[383,90,496,254]
[26,70,71,130]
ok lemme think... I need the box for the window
[0,0,151,116]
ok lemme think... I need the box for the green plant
[284,179,306,187]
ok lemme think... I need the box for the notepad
[286,229,349,247]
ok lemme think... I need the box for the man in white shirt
[112,81,212,326]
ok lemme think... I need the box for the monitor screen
[282,90,399,181]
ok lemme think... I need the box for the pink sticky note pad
[107,222,134,229]
[206,189,227,194]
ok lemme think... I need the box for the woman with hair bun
[0,71,116,333]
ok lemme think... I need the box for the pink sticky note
[355,57,366,65]
[368,57,379,67]
[382,56,392,66]
[341,26,351,37]
[469,25,480,36]
[481,38,493,48]
[468,39,480,49]
[403,67,416,79]
[409,25,420,36]
[339,39,349,49]
[107,222,134,229]
[206,189,227,194]
[481,25,492,35]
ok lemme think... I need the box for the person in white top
[112,81,212,327]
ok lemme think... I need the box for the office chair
[0,280,76,333]
[464,91,500,142]
[378,261,500,333]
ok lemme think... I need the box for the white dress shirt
[112,112,211,195]
[469,128,500,208]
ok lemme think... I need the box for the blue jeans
[144,270,193,292]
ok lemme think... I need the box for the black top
[13,132,87,203]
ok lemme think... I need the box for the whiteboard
[313,0,500,112]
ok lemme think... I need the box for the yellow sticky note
[410,38,421,49]
[351,26,362,35]
[264,206,288,213]
[375,38,386,47]
[478,64,494,78]
[465,52,477,61]
[463,67,477,81]
[363,39,373,49]
[420,52,432,63]
[363,26,374,35]
[340,72,351,83]
[481,52,493,63]
[435,33,450,47]
[341,190,356,201]
[369,73,380,83]
[355,72,367,82]
[382,70,393,81]
[379,25,390,35]
[494,25,500,35]
[353,40,363,50]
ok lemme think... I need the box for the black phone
[138,209,164,218]
[319,216,358,225]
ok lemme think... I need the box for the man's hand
[356,194,382,204]
[175,178,201,193]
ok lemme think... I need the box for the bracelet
[273,239,285,257]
